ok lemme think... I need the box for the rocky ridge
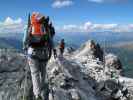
[0,40,133,100]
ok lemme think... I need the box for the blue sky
[0,0,133,33]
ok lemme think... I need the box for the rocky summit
[0,40,133,100]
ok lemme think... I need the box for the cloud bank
[0,17,24,33]
[88,0,104,3]
[52,0,73,8]
[0,17,132,33]
[56,21,133,33]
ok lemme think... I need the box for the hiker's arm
[23,27,27,50]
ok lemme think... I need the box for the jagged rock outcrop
[75,40,103,62]
[64,47,75,54]
[0,49,32,100]
[0,40,133,100]
[105,53,122,70]
[47,57,99,100]
[73,40,133,100]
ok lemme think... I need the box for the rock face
[47,57,98,100]
[0,49,32,100]
[0,40,133,100]
[74,40,133,100]
[75,40,103,61]
[105,54,122,70]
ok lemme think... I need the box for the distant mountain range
[112,41,133,50]
[0,33,23,50]
[0,37,22,49]
[0,32,133,49]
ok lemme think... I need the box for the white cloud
[83,21,93,31]
[56,24,79,32]
[52,0,73,8]
[88,0,104,3]
[129,24,133,28]
[0,17,24,33]
[113,25,133,32]
[88,0,126,3]
[92,24,118,31]
[55,21,133,33]
[4,17,14,25]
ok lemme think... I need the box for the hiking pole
[23,69,27,100]
[22,50,30,100]
[23,53,28,100]
[103,32,106,81]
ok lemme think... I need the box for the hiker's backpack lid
[31,12,46,36]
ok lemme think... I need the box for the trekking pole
[23,53,28,100]
[22,49,30,100]
[21,13,31,100]
[103,32,106,81]
[23,71,27,100]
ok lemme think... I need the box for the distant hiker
[49,22,56,59]
[95,43,104,62]
[90,40,96,51]
[89,40,104,61]
[49,22,55,38]
[53,48,57,59]
[23,12,55,100]
[59,39,65,56]
[90,40,97,58]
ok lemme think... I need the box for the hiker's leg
[55,54,57,58]
[55,52,57,58]
[40,61,47,86]
[40,61,48,99]
[54,54,55,58]
[54,53,57,59]
[60,48,62,56]
[28,58,41,99]
[62,49,64,55]
[61,49,64,56]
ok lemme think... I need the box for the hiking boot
[20,96,28,100]
[36,95,42,100]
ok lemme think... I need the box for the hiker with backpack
[23,12,55,100]
[48,22,57,59]
[59,39,65,56]
[49,22,55,38]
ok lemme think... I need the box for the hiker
[48,22,56,59]
[49,22,55,38]
[23,12,55,100]
[53,48,57,59]
[90,40,97,58]
[59,39,65,56]
[95,43,104,62]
